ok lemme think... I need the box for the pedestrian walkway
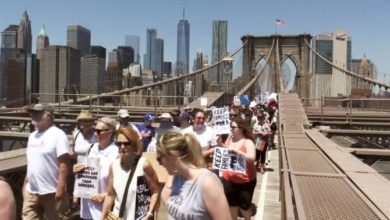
[253,148,281,220]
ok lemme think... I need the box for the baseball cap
[117,109,130,118]
[179,112,190,120]
[27,104,55,118]
[159,112,173,119]
[144,114,154,121]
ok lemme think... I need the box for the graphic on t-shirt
[212,107,230,134]
[212,147,246,173]
[73,157,99,199]
[135,176,151,220]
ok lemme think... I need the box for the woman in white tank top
[157,130,232,220]
[101,127,160,220]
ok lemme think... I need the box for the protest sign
[74,157,99,199]
[212,107,230,134]
[212,147,246,173]
[260,91,270,105]
[200,98,208,106]
[135,176,151,220]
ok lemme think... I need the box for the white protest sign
[212,107,230,134]
[200,98,208,106]
[260,91,270,105]
[212,147,246,173]
[74,157,99,199]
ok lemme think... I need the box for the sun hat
[76,110,95,121]
[117,109,130,118]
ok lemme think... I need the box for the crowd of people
[4,95,278,220]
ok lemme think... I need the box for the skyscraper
[163,62,172,77]
[39,46,81,102]
[17,11,32,54]
[311,31,352,100]
[210,20,228,84]
[192,52,208,96]
[176,7,190,74]
[91,45,106,59]
[1,25,18,49]
[125,35,140,63]
[0,48,26,107]
[67,25,91,57]
[144,29,157,70]
[36,25,49,60]
[117,46,134,71]
[352,56,374,94]
[151,38,164,79]
[106,50,119,92]
[193,52,208,71]
[81,53,106,95]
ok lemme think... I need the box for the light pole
[222,56,234,93]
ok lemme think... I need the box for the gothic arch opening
[255,57,272,92]
[281,56,298,92]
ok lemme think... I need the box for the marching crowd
[1,96,278,220]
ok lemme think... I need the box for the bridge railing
[301,97,390,112]
[30,92,197,110]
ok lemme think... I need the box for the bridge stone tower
[241,34,312,99]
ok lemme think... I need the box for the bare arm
[143,160,162,219]
[201,175,232,220]
[161,175,174,205]
[228,139,256,161]
[101,165,116,220]
[202,147,214,157]
[0,181,16,220]
[56,153,70,200]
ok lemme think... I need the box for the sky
[1,0,390,83]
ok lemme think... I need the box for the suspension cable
[62,41,249,105]
[305,39,390,90]
[236,38,276,96]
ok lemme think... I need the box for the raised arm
[101,165,116,220]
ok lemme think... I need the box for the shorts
[221,178,257,210]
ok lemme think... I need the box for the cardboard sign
[212,107,230,134]
[74,157,99,199]
[135,176,152,220]
[212,147,246,173]
[143,152,168,183]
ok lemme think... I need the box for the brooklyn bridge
[1,34,390,219]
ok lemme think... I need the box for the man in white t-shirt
[22,104,70,220]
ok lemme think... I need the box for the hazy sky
[1,0,390,82]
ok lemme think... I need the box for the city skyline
[1,0,390,82]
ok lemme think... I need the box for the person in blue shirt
[137,114,156,152]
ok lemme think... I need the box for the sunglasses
[231,125,239,129]
[94,128,109,135]
[195,117,205,120]
[115,141,132,148]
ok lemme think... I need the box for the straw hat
[76,110,95,121]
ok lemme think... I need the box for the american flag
[276,19,285,26]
